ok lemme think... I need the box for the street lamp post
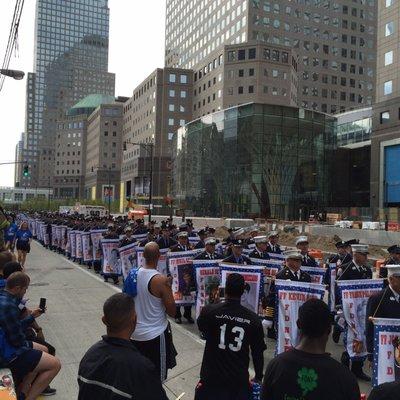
[123,141,154,223]
[107,166,111,216]
[0,69,25,80]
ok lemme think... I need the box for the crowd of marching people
[0,208,399,399]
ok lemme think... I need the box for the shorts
[8,349,42,382]
[133,324,177,382]
[16,241,30,253]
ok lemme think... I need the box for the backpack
[123,267,140,297]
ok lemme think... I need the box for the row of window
[168,73,188,84]
[194,54,224,81]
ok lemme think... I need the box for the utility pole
[107,166,111,216]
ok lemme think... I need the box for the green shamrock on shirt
[297,367,318,396]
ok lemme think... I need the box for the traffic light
[23,165,29,177]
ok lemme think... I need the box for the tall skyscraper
[16,0,114,188]
[165,0,377,118]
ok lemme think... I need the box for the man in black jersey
[196,273,266,400]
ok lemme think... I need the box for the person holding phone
[16,221,33,268]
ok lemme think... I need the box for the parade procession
[0,209,396,400]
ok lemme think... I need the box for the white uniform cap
[284,249,302,260]
[296,236,309,245]
[386,265,400,278]
[351,244,369,254]
[268,231,279,238]
[254,235,268,244]
[205,237,217,245]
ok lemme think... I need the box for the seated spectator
[0,272,61,400]
[261,298,360,400]
[368,380,400,400]
[1,261,57,396]
[0,251,16,288]
[78,293,168,400]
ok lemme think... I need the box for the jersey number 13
[218,323,245,352]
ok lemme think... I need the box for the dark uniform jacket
[169,243,193,252]
[194,240,205,249]
[366,287,400,360]
[194,251,223,260]
[249,248,270,260]
[156,236,177,250]
[266,243,282,254]
[265,268,312,322]
[222,254,252,265]
[337,261,372,281]
[379,257,400,279]
[301,253,319,268]
[119,236,135,248]
[78,335,168,400]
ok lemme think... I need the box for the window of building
[386,0,393,7]
[385,51,393,66]
[380,111,390,123]
[238,49,246,60]
[104,131,108,136]
[249,48,256,59]
[180,91,187,98]
[238,86,244,94]
[249,85,254,93]
[249,68,255,76]
[385,22,394,37]
[113,132,117,137]
[180,74,188,84]
[169,104,175,112]
[272,69,278,77]
[228,87,234,95]
[168,118,174,126]
[169,73,176,83]
[384,80,393,95]
[239,69,244,77]
[168,132,174,140]
[179,119,185,126]
[180,105,185,112]
[169,89,175,97]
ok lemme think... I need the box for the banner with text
[220,262,264,314]
[75,231,83,260]
[193,260,221,319]
[101,239,121,276]
[328,263,337,312]
[301,265,326,284]
[119,242,137,279]
[337,279,384,359]
[372,318,400,386]
[81,232,92,262]
[275,280,326,355]
[167,250,197,305]
[69,231,77,259]
[90,230,106,261]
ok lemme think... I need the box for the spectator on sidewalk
[78,293,168,400]
[131,242,177,382]
[0,272,61,400]
[196,273,266,400]
[368,380,400,400]
[0,251,15,289]
[261,298,360,400]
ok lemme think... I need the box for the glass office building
[19,0,114,188]
[172,103,336,219]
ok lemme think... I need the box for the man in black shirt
[262,299,360,400]
[196,273,266,400]
[78,293,167,400]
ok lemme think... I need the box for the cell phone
[39,298,46,313]
[218,287,225,299]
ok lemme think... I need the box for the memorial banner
[220,262,264,314]
[275,280,326,355]
[250,258,284,300]
[193,260,221,318]
[43,224,49,246]
[69,231,77,259]
[301,265,326,284]
[136,246,145,269]
[119,242,137,279]
[101,239,121,276]
[328,263,337,312]
[65,228,72,254]
[267,252,285,261]
[372,318,400,386]
[56,226,63,249]
[167,250,197,305]
[51,225,57,247]
[337,279,384,359]
[136,247,168,275]
[90,230,106,261]
[75,231,83,260]
[59,226,67,251]
[189,236,200,246]
[81,232,92,263]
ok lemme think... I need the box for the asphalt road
[24,241,371,400]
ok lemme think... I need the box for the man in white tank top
[131,242,177,382]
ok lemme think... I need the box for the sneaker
[41,386,57,396]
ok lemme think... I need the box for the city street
[25,241,372,400]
